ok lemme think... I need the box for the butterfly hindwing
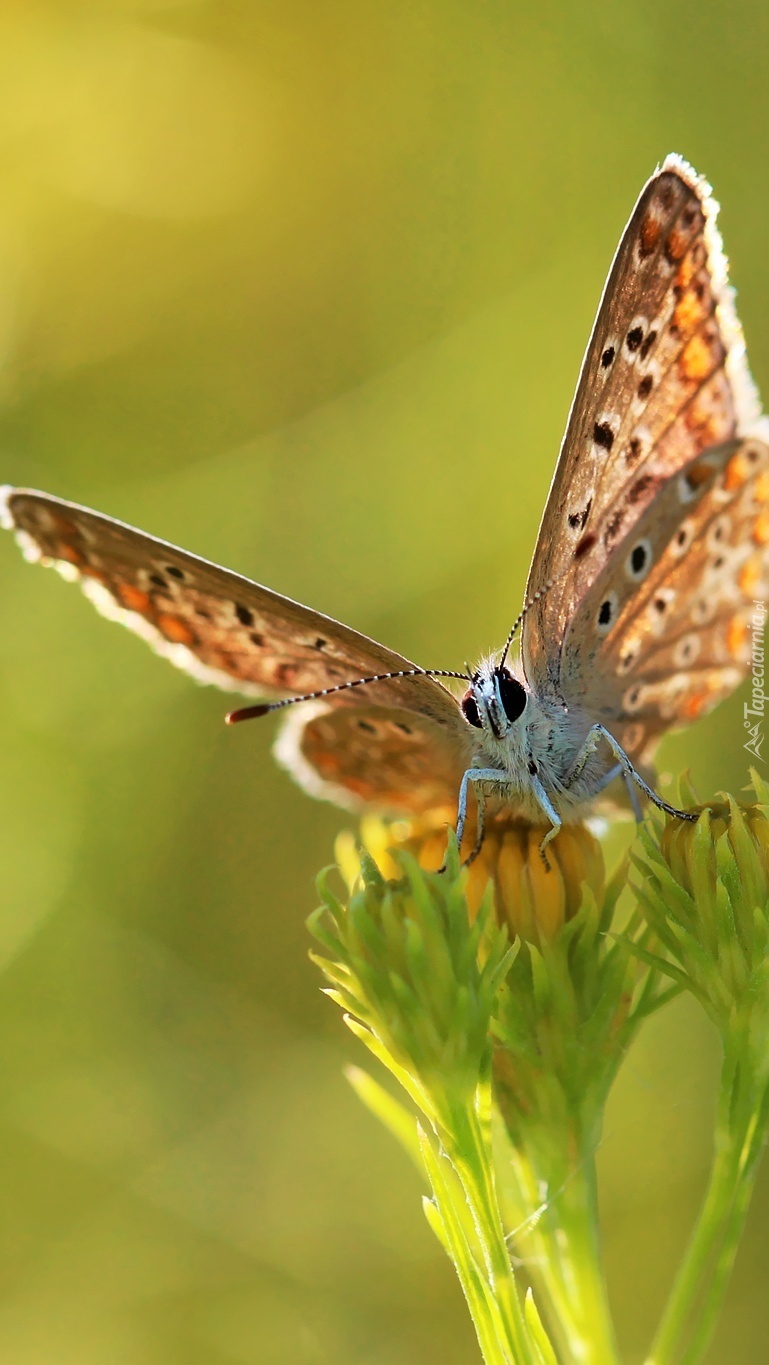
[276,701,469,815]
[561,436,769,760]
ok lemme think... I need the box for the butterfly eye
[495,668,527,723]
[461,692,483,729]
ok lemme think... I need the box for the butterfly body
[458,662,606,820]
[4,154,769,855]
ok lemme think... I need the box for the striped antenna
[498,576,558,670]
[225,667,470,725]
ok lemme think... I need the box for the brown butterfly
[4,154,769,859]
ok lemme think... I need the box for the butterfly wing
[561,435,769,762]
[275,701,469,816]
[522,154,768,695]
[2,488,470,812]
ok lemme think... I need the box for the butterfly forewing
[523,154,768,695]
[1,488,466,730]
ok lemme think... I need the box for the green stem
[450,1104,541,1365]
[551,1152,620,1365]
[506,1141,621,1365]
[422,1131,518,1365]
[645,1063,767,1365]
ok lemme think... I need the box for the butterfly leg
[531,775,562,869]
[455,767,508,863]
[621,771,644,822]
[568,724,696,823]
[591,761,644,820]
[465,786,488,867]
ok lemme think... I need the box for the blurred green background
[0,2,768,1361]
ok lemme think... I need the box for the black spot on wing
[630,542,649,575]
[574,532,597,560]
[639,330,657,361]
[604,509,625,544]
[628,474,655,504]
[567,497,592,531]
[593,422,615,451]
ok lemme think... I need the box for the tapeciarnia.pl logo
[744,600,767,762]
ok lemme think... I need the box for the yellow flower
[631,775,769,1023]
[658,794,769,915]
[337,812,605,945]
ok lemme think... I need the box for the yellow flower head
[337,812,605,945]
[658,792,769,915]
[632,774,769,1023]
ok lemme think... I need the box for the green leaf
[345,1065,424,1170]
[524,1289,559,1365]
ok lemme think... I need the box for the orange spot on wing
[314,752,341,774]
[739,556,763,597]
[753,511,769,546]
[640,213,661,256]
[683,690,709,720]
[675,255,697,291]
[674,291,705,335]
[727,618,748,656]
[725,451,750,490]
[684,397,722,445]
[57,542,84,566]
[666,227,688,262]
[206,648,237,672]
[754,470,769,502]
[80,565,107,584]
[680,334,713,382]
[156,613,196,646]
[117,583,151,613]
[684,457,716,489]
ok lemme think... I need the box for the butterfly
[3,154,769,862]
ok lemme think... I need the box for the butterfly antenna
[225,667,470,724]
[498,577,557,670]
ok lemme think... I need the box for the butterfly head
[461,664,528,740]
